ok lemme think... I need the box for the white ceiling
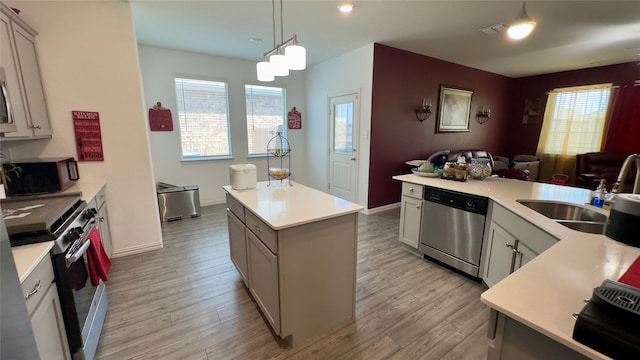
[130,0,640,78]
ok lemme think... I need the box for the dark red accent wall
[368,45,639,210]
[503,62,640,158]
[368,44,512,209]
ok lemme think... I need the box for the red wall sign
[72,111,104,161]
[287,107,302,130]
[149,102,173,131]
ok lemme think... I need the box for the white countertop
[66,179,105,204]
[11,241,54,284]
[223,181,364,230]
[393,174,639,359]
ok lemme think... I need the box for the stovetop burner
[1,193,85,246]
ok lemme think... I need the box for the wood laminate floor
[95,204,489,360]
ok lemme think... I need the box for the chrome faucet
[612,154,640,194]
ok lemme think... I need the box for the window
[174,78,231,160]
[245,85,286,156]
[537,84,612,156]
[535,83,612,182]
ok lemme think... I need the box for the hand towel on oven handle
[86,228,112,286]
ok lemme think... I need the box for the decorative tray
[411,169,441,178]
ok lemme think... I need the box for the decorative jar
[468,158,492,180]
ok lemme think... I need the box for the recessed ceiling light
[338,3,354,13]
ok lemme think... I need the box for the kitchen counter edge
[393,174,637,360]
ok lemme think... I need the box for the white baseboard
[111,242,163,258]
[363,202,400,215]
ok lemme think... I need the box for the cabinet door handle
[409,188,414,193]
[31,125,42,130]
[505,243,514,249]
[99,216,105,222]
[25,280,42,300]
[253,224,263,233]
[415,204,420,209]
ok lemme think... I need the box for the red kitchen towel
[618,256,640,289]
[86,228,111,286]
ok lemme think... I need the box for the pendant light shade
[257,60,274,82]
[270,53,289,76]
[256,0,306,81]
[285,44,306,70]
[508,2,536,40]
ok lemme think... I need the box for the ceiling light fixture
[256,0,306,82]
[507,2,536,40]
[338,3,354,13]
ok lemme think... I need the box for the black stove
[1,193,86,247]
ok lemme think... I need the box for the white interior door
[329,93,359,202]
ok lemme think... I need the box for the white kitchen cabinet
[247,229,280,335]
[227,208,248,287]
[22,253,71,360]
[0,3,52,139]
[398,182,424,250]
[484,223,516,287]
[483,202,559,287]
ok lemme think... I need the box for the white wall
[304,44,374,208]
[5,1,163,256]
[137,45,307,205]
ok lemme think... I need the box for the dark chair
[494,168,530,181]
[576,152,635,191]
[447,149,495,169]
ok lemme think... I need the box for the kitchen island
[223,181,363,346]
[393,174,640,360]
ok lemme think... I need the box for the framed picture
[436,85,473,132]
[522,97,543,124]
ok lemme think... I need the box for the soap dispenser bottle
[590,179,606,208]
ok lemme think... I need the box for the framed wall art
[436,85,473,133]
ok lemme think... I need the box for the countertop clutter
[393,174,640,360]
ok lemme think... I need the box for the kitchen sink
[553,220,605,234]
[516,200,607,234]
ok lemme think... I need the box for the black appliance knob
[83,208,98,220]
[64,227,82,244]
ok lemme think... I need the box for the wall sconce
[477,106,491,124]
[416,98,432,122]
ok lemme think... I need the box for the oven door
[53,219,108,360]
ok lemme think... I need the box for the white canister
[229,164,257,190]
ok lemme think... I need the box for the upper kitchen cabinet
[0,3,52,140]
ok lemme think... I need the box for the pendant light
[256,0,306,81]
[507,2,536,40]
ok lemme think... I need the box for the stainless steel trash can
[157,182,201,222]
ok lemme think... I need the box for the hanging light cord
[271,0,276,49]
[280,0,284,45]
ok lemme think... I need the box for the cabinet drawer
[402,182,424,199]
[226,193,245,223]
[245,211,277,254]
[22,255,54,315]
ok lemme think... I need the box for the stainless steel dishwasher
[419,186,488,278]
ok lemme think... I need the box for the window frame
[174,76,233,162]
[244,84,287,158]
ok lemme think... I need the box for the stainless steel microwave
[2,157,79,196]
[0,66,17,133]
